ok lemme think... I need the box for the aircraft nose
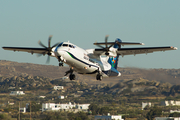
[54,47,65,56]
[55,50,66,56]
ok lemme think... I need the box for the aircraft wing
[2,47,48,55]
[94,42,144,46]
[116,46,177,56]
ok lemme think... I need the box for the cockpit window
[69,44,76,48]
[58,43,75,48]
[57,42,63,47]
[62,44,68,47]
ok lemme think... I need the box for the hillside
[0,61,180,120]
[0,60,180,85]
[0,75,180,102]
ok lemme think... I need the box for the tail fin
[108,38,122,69]
[108,56,119,69]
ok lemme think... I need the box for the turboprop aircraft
[2,35,177,80]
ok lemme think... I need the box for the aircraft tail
[108,38,121,69]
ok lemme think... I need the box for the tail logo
[110,57,117,68]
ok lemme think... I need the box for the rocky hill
[0,60,179,120]
[0,60,180,85]
[0,75,180,101]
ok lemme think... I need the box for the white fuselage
[54,42,99,74]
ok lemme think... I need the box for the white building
[175,101,180,105]
[10,91,25,95]
[20,107,26,113]
[42,102,90,112]
[161,100,180,106]
[8,101,14,105]
[155,117,180,120]
[94,115,124,120]
[58,96,67,99]
[142,102,152,110]
[38,96,46,98]
[170,109,180,113]
[53,86,64,90]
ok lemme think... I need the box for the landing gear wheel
[59,63,63,66]
[69,74,76,80]
[96,74,102,81]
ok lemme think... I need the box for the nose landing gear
[59,62,63,66]
[58,56,64,67]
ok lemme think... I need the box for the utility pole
[30,101,31,120]
[19,101,20,120]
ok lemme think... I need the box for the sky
[0,0,179,69]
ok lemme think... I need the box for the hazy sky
[0,0,179,69]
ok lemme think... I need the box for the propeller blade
[108,44,114,49]
[38,40,47,48]
[37,35,57,64]
[48,35,53,48]
[105,35,109,49]
[96,44,105,49]
[46,56,50,64]
[36,53,43,57]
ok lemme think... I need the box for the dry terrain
[0,60,179,85]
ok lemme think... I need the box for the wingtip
[170,46,178,50]
[141,43,145,45]
[173,47,178,50]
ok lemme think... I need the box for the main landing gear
[69,74,76,80]
[96,74,103,81]
[64,68,76,80]
[96,68,103,81]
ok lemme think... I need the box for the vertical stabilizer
[108,38,122,69]
[108,56,119,69]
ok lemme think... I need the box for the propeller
[38,35,59,63]
[95,35,115,55]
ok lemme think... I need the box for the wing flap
[2,47,48,54]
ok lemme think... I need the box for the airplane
[2,35,177,81]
